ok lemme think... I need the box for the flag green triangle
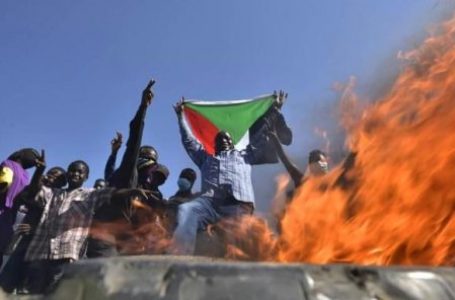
[185,96,275,144]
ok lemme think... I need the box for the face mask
[177,178,192,191]
[318,161,329,173]
[309,161,328,177]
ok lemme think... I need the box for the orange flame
[90,197,172,255]
[278,15,455,266]
[90,17,455,264]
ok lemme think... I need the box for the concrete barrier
[3,256,455,299]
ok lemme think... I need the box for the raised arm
[17,150,49,209]
[269,132,303,187]
[110,80,154,188]
[174,98,207,167]
[270,90,292,145]
[104,132,123,180]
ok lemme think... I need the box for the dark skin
[214,131,234,154]
[139,146,158,161]
[142,80,155,106]
[173,96,185,114]
[270,131,303,187]
[66,161,89,191]
[42,168,67,189]
[24,150,47,196]
[14,150,47,234]
[108,79,155,189]
[94,179,107,190]
[111,132,123,154]
[273,90,288,109]
[18,165,67,235]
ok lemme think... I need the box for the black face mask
[215,131,234,154]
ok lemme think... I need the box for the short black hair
[46,166,67,188]
[180,168,197,183]
[308,149,326,164]
[139,145,158,161]
[48,166,66,174]
[67,160,90,176]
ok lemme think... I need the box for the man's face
[215,131,234,153]
[43,168,67,188]
[94,179,106,190]
[139,146,157,161]
[93,179,106,190]
[309,154,329,176]
[66,162,88,188]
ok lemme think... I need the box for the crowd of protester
[0,80,330,295]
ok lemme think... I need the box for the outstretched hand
[141,79,155,106]
[173,97,185,114]
[35,150,46,170]
[111,132,123,153]
[273,90,288,109]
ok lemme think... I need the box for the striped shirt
[178,116,265,205]
[25,186,113,262]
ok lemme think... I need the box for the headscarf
[0,160,30,210]
[0,166,13,192]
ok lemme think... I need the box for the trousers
[171,196,253,255]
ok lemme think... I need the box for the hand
[15,223,31,235]
[141,79,155,106]
[111,132,123,153]
[273,90,288,109]
[173,97,185,114]
[35,149,46,170]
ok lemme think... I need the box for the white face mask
[308,161,328,176]
[318,161,329,172]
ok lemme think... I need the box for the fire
[278,15,455,266]
[90,16,455,265]
[90,197,172,255]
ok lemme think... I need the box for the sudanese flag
[181,94,283,155]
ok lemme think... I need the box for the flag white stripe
[183,94,274,106]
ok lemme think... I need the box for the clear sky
[0,0,450,212]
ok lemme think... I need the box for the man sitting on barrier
[170,97,283,255]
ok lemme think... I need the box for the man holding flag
[171,92,291,255]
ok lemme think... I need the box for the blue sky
[0,0,450,211]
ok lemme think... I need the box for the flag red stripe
[184,107,219,155]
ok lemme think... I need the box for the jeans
[171,196,253,255]
[86,237,118,258]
